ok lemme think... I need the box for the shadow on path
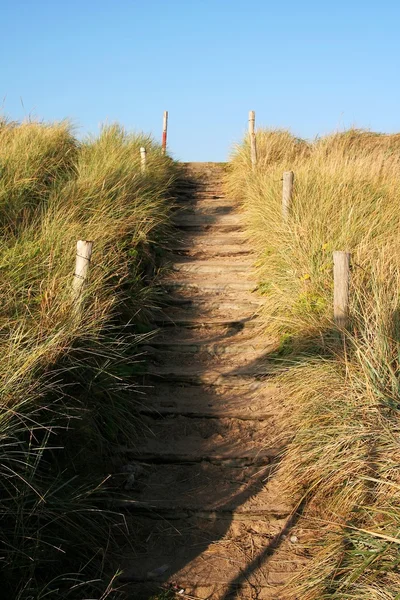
[117,166,318,599]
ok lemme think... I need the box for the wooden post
[248,110,257,169]
[140,146,147,173]
[162,110,168,155]
[282,171,294,221]
[72,240,93,300]
[333,251,351,328]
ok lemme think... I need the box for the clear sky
[1,0,399,161]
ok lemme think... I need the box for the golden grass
[0,119,177,598]
[226,128,400,598]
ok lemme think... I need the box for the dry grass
[0,119,177,598]
[226,128,400,598]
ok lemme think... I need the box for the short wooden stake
[333,251,351,328]
[248,110,257,169]
[140,146,147,173]
[282,171,294,221]
[72,240,93,300]
[161,110,168,155]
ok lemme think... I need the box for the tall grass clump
[0,118,78,233]
[227,128,400,598]
[0,119,177,598]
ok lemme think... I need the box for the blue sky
[1,0,399,161]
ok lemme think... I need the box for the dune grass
[226,128,400,598]
[0,119,177,598]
